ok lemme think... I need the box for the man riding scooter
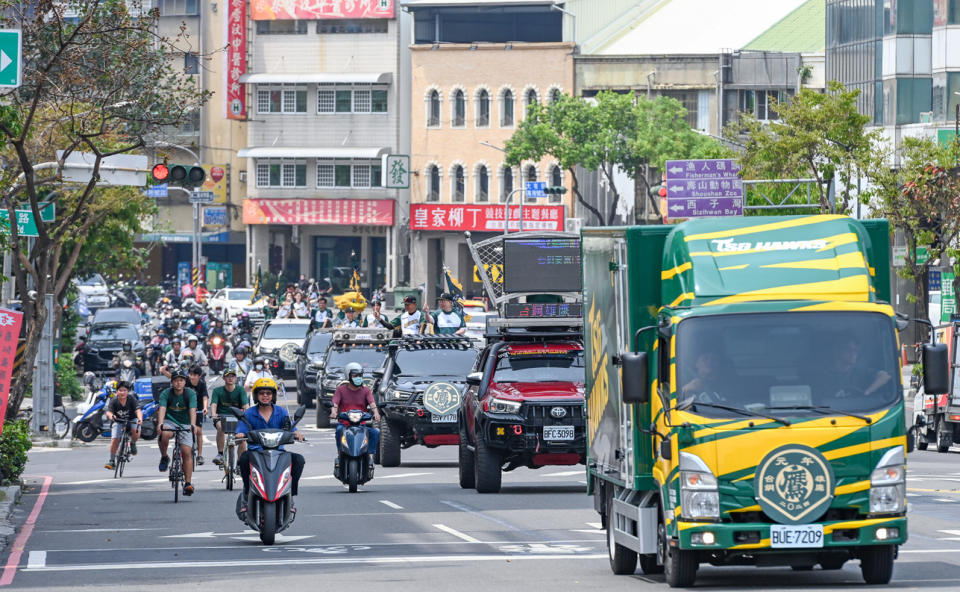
[330,362,380,466]
[111,340,141,382]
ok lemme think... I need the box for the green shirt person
[156,370,198,496]
[210,368,250,465]
[262,296,279,320]
[423,293,467,335]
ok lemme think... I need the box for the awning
[237,147,390,159]
[238,72,393,85]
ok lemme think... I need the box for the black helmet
[170,368,188,380]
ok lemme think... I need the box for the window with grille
[428,166,440,201]
[353,90,372,113]
[257,162,304,187]
[256,20,307,35]
[453,90,465,127]
[352,164,371,188]
[318,89,335,113]
[453,166,465,202]
[477,90,490,127]
[258,87,305,113]
[501,90,514,127]
[317,163,335,187]
[319,87,388,114]
[477,166,489,202]
[428,90,440,127]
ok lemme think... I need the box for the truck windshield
[675,311,899,417]
[494,350,585,383]
[394,348,478,377]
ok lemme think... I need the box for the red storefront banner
[0,308,24,436]
[243,198,395,226]
[410,204,565,232]
[226,0,246,120]
[252,0,394,21]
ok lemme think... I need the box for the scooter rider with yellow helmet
[236,377,305,509]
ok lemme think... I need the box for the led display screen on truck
[503,237,581,293]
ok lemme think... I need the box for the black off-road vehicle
[314,328,391,428]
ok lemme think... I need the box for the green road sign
[916,246,930,265]
[0,30,22,88]
[943,271,956,324]
[0,209,39,237]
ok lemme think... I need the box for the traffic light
[151,163,206,186]
[544,186,567,195]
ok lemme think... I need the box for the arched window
[428,90,440,127]
[477,165,489,202]
[500,165,513,202]
[551,165,562,186]
[500,89,514,127]
[477,89,490,127]
[526,165,537,183]
[452,165,465,202]
[549,87,562,103]
[452,90,465,127]
[525,89,538,109]
[428,165,440,201]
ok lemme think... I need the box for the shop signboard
[409,203,564,232]
[252,0,394,20]
[242,198,395,226]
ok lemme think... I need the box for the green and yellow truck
[583,215,948,586]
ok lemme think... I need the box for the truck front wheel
[606,497,637,575]
[474,432,502,493]
[659,510,697,587]
[936,417,952,453]
[859,545,894,585]
[380,419,402,467]
[458,422,475,489]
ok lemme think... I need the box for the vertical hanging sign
[226,0,247,120]
[0,308,24,436]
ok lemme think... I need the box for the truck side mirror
[466,371,483,386]
[922,343,950,394]
[621,352,648,404]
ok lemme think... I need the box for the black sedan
[82,322,144,374]
[295,330,334,408]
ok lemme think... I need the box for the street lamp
[550,4,577,54]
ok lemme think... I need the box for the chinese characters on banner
[252,0,394,21]
[226,0,246,120]
[243,198,396,226]
[409,204,565,232]
[0,308,24,436]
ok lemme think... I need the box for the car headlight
[388,389,414,401]
[488,397,521,414]
[870,446,905,514]
[322,377,342,390]
[680,452,720,520]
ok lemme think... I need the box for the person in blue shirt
[235,378,305,502]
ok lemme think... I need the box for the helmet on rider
[186,335,198,346]
[252,377,278,405]
[345,361,364,387]
[252,356,267,371]
[122,340,132,352]
[173,309,181,318]
[139,303,148,311]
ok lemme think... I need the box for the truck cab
[459,332,586,493]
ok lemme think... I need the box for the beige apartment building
[408,36,575,301]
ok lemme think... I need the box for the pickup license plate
[431,413,457,423]
[543,425,575,441]
[770,524,824,548]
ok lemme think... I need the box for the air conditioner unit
[564,218,582,234]
[238,170,247,183]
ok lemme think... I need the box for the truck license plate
[431,413,457,423]
[543,425,575,441]
[770,524,823,548]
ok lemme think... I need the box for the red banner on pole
[410,204,565,232]
[0,308,24,436]
[226,0,247,120]
[243,198,395,226]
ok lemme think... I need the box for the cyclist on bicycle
[187,365,209,465]
[104,380,143,470]
[157,369,198,496]
[236,378,305,507]
[210,367,250,465]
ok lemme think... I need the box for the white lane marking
[39,528,161,533]
[939,530,960,536]
[542,470,582,477]
[585,522,602,529]
[60,477,169,485]
[441,500,527,534]
[301,475,335,481]
[379,500,403,510]
[162,531,255,539]
[379,472,433,480]
[577,480,587,484]
[24,553,608,572]
[433,524,482,544]
[232,534,315,543]
[934,498,958,503]
[570,529,607,534]
[26,551,46,569]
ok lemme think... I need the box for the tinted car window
[228,290,254,301]
[493,350,585,383]
[93,308,141,325]
[307,332,333,354]
[326,347,386,370]
[89,325,139,342]
[393,349,478,377]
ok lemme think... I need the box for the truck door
[614,240,635,483]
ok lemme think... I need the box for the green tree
[1,0,209,419]
[505,91,725,226]
[866,137,960,335]
[730,81,876,214]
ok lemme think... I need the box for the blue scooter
[332,409,376,492]
[73,378,159,442]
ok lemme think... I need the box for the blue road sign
[665,159,743,218]
[145,183,168,198]
[525,181,546,198]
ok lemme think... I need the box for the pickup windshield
[494,350,585,383]
[394,348,477,377]
[262,322,310,340]
[675,311,898,417]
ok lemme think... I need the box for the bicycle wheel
[225,444,234,491]
[53,410,70,440]
[172,450,182,503]
[114,433,126,479]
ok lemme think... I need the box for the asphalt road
[3,387,960,591]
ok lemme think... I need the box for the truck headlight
[870,446,905,514]
[488,397,521,414]
[388,389,414,401]
[680,452,720,520]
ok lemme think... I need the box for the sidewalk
[0,483,22,554]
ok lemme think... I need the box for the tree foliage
[1,0,209,419]
[505,91,725,226]
[730,81,876,214]
[865,137,960,333]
